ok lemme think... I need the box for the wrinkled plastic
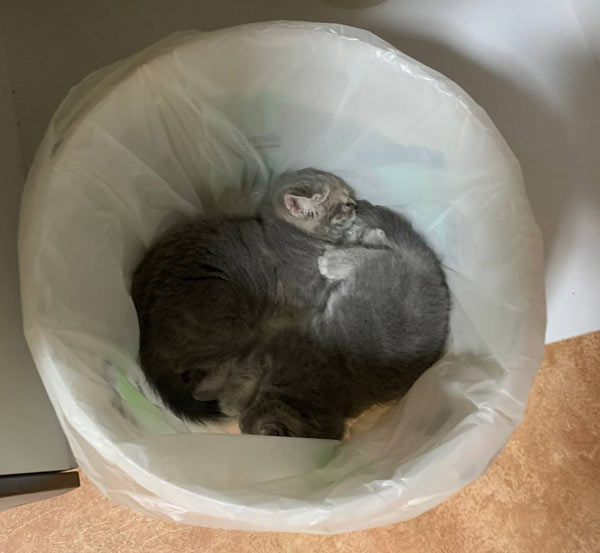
[18,22,546,533]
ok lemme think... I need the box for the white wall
[571,0,600,65]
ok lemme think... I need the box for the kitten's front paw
[240,413,293,437]
[363,228,387,246]
[318,251,354,281]
[255,421,290,437]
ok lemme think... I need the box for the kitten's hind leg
[191,361,233,401]
[237,329,347,440]
[239,396,345,440]
[192,378,224,401]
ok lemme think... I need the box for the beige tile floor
[1,332,599,553]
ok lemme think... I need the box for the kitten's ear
[284,194,315,217]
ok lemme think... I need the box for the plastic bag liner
[18,22,546,533]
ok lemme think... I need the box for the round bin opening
[19,22,545,533]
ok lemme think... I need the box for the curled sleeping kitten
[131,169,358,422]
[317,200,450,371]
[133,168,449,439]
[216,201,450,439]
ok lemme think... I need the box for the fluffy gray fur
[131,169,450,439]
[131,169,358,422]
[220,201,450,439]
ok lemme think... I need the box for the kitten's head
[262,168,357,242]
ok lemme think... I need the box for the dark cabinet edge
[0,470,80,510]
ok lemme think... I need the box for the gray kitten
[219,201,450,439]
[131,169,357,422]
[133,169,450,439]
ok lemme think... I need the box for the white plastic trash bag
[18,22,545,533]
